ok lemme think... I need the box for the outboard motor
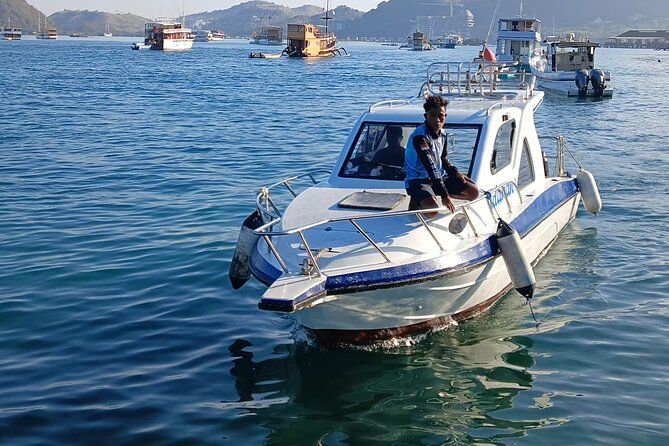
[574,69,590,97]
[495,219,536,300]
[229,210,264,290]
[590,69,607,97]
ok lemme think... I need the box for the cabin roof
[364,93,541,124]
[550,41,600,48]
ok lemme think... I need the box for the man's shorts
[406,177,467,210]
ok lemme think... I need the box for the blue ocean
[1,37,668,445]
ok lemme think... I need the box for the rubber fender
[576,169,603,214]
[229,210,264,290]
[496,219,536,299]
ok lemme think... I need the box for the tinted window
[518,139,535,189]
[491,120,515,174]
[339,123,481,181]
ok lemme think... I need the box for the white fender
[576,169,602,214]
[496,220,535,299]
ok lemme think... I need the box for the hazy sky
[28,1,383,17]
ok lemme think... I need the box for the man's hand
[442,195,455,213]
[457,173,470,183]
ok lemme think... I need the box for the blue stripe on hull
[253,179,579,311]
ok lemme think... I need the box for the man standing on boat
[404,95,479,216]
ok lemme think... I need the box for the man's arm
[412,135,448,196]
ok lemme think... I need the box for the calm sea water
[1,37,668,445]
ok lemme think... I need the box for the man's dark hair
[423,95,448,112]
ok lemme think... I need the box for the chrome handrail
[254,181,523,277]
[255,169,331,221]
[419,62,536,98]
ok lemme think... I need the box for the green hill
[48,10,147,36]
[0,0,42,32]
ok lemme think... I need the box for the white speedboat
[530,38,613,97]
[141,21,194,51]
[230,62,602,346]
[495,17,542,71]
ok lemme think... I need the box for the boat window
[339,123,481,181]
[518,138,535,189]
[491,120,515,174]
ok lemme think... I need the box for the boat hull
[294,192,580,345]
[537,76,614,97]
[155,39,194,51]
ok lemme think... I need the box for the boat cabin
[545,41,599,72]
[285,23,336,57]
[495,18,542,66]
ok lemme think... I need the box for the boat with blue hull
[230,62,602,346]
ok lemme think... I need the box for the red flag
[482,46,497,63]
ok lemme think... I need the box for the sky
[28,1,384,17]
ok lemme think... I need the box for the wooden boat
[282,1,347,57]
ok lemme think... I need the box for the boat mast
[323,0,332,35]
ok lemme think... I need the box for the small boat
[408,31,433,51]
[2,18,21,41]
[229,62,603,346]
[141,21,194,51]
[530,36,613,97]
[248,52,281,59]
[494,17,542,71]
[131,42,151,50]
[194,30,213,42]
[282,1,347,57]
[69,33,88,38]
[439,34,462,49]
[210,30,225,41]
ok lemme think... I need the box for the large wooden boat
[282,1,347,57]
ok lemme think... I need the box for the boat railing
[255,169,331,223]
[254,180,523,276]
[419,62,536,98]
[539,135,567,176]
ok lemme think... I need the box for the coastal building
[605,30,669,48]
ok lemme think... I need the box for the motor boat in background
[230,62,602,347]
[495,17,542,71]
[530,34,613,97]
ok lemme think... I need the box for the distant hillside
[187,1,361,37]
[48,10,147,36]
[0,0,42,32]
[465,0,669,40]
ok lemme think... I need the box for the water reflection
[223,329,565,445]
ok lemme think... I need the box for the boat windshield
[339,122,481,181]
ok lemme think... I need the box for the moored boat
[2,18,21,40]
[282,1,347,57]
[36,15,57,40]
[495,17,542,71]
[408,31,433,51]
[251,25,283,46]
[140,21,194,51]
[530,37,613,97]
[230,62,603,346]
